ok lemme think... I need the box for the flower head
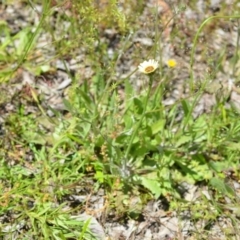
[138,59,159,74]
[167,59,177,68]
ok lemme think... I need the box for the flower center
[145,66,154,73]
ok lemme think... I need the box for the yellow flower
[167,59,177,68]
[138,59,159,74]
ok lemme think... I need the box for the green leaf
[209,177,235,197]
[175,134,192,147]
[13,27,37,56]
[63,98,74,112]
[23,132,47,145]
[150,119,165,135]
[181,99,191,116]
[77,88,93,105]
[208,161,229,172]
[95,171,104,184]
[224,142,240,151]
[133,98,143,114]
[140,176,162,198]
[79,217,91,240]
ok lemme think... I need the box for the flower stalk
[124,60,158,161]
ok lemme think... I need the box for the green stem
[124,75,153,160]
[190,14,240,90]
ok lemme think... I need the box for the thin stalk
[232,19,240,77]
[124,75,154,160]
[190,15,240,90]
